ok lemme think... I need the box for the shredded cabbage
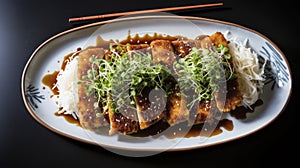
[229,40,266,107]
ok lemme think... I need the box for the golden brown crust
[134,88,167,130]
[150,40,176,66]
[209,32,243,112]
[209,32,229,47]
[171,36,211,58]
[187,100,212,126]
[166,90,189,126]
[127,44,150,51]
[107,100,140,135]
[214,79,243,112]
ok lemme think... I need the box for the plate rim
[21,15,293,152]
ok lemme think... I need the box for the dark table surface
[0,0,297,167]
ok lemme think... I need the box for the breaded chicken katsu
[53,32,265,136]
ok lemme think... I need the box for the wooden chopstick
[69,2,223,23]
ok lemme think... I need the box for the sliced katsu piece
[128,40,178,130]
[105,45,141,135]
[189,35,216,124]
[171,40,193,58]
[134,88,167,130]
[171,35,212,57]
[150,39,193,126]
[150,40,176,68]
[106,43,153,135]
[208,32,243,112]
[166,90,189,126]
[188,99,217,125]
[149,40,185,127]
[214,79,242,112]
[176,87,216,126]
[170,37,212,126]
[77,48,109,130]
[127,43,166,130]
[107,96,140,135]
[187,32,242,123]
[127,42,167,130]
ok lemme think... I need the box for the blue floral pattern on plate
[260,42,289,88]
[25,84,45,110]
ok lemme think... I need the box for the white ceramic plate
[21,15,292,155]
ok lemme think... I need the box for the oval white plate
[21,15,292,154]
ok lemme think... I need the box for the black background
[0,0,297,167]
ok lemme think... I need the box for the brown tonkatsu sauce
[230,99,263,119]
[120,32,177,45]
[41,71,59,95]
[131,118,233,138]
[55,111,81,126]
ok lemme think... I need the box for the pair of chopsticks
[69,2,224,23]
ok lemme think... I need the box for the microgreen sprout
[174,45,234,108]
[80,43,235,114]
[81,45,174,113]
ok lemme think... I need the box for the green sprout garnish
[174,45,234,107]
[80,43,235,113]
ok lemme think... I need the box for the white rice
[53,56,79,119]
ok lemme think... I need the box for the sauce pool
[120,32,177,44]
[41,71,59,95]
[55,111,81,126]
[230,99,263,119]
[131,119,234,139]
